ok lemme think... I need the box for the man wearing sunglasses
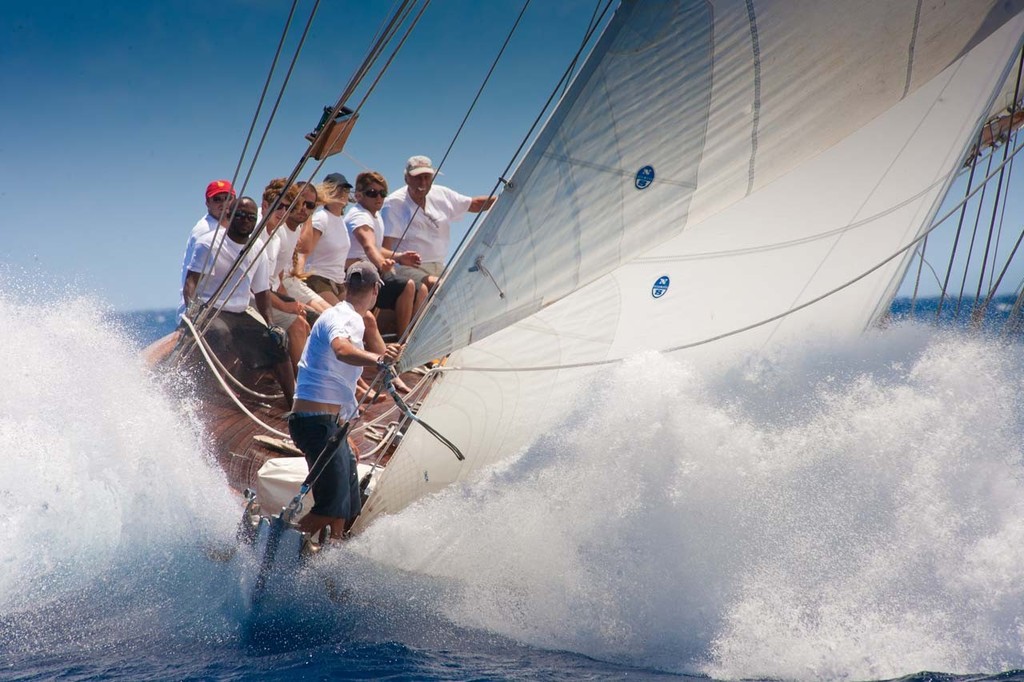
[183,196,296,409]
[382,155,496,291]
[177,179,236,319]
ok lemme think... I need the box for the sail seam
[902,0,923,99]
[436,134,1024,373]
[744,0,761,195]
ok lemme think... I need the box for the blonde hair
[316,178,350,203]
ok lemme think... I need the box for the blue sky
[3,0,1021,313]
[1,0,608,311]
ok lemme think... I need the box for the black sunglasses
[361,188,387,198]
[233,211,258,222]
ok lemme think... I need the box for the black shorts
[203,309,287,369]
[288,413,362,520]
[376,275,410,310]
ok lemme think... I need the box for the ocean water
[4,296,1024,680]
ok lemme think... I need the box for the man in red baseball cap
[177,179,238,318]
[205,179,235,199]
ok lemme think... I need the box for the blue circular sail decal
[651,275,670,299]
[635,165,655,190]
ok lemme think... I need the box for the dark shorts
[202,309,287,370]
[377,275,410,311]
[287,413,362,520]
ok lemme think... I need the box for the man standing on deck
[288,261,402,541]
[183,196,295,408]
[178,180,236,318]
[381,155,497,290]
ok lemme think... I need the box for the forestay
[354,0,1024,530]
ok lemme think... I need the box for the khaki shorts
[283,276,328,307]
[394,262,444,283]
[305,274,345,299]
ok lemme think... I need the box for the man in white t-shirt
[288,261,402,540]
[259,178,315,371]
[183,196,295,408]
[177,179,236,319]
[382,155,496,289]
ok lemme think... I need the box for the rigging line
[186,0,425,345]
[973,48,1024,311]
[936,125,986,320]
[237,0,323,198]
[1003,267,1024,334]
[989,141,1018,291]
[430,134,1024,375]
[175,0,424,366]
[231,0,300,185]
[976,219,1024,327]
[296,0,429,188]
[386,0,532,261]
[178,314,290,438]
[562,0,604,97]
[910,235,927,316]
[639,177,942,263]
[793,51,979,330]
[977,136,1024,321]
[189,311,285,401]
[188,0,310,309]
[954,151,994,319]
[397,0,615,356]
[185,1,304,304]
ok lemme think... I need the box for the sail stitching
[636,179,943,263]
[744,0,761,196]
[435,134,1024,373]
[902,0,923,99]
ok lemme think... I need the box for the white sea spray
[354,322,1024,680]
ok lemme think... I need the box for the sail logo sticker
[651,275,670,299]
[635,165,655,190]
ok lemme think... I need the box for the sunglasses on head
[361,188,387,198]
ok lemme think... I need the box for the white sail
[355,0,1024,529]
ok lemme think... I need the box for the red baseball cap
[205,179,236,199]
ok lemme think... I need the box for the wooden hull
[143,331,408,501]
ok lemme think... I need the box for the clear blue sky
[1,0,608,311]
[4,1,1020,312]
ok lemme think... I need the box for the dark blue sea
[5,296,1024,681]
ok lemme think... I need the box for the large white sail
[355,0,1024,529]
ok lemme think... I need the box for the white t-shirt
[295,301,366,420]
[381,185,472,264]
[177,213,220,316]
[345,204,385,262]
[263,223,302,290]
[307,207,350,283]
[188,228,271,314]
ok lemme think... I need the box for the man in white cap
[288,260,402,540]
[381,155,496,290]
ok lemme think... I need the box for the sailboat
[350,0,1024,531]
[167,0,1024,548]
